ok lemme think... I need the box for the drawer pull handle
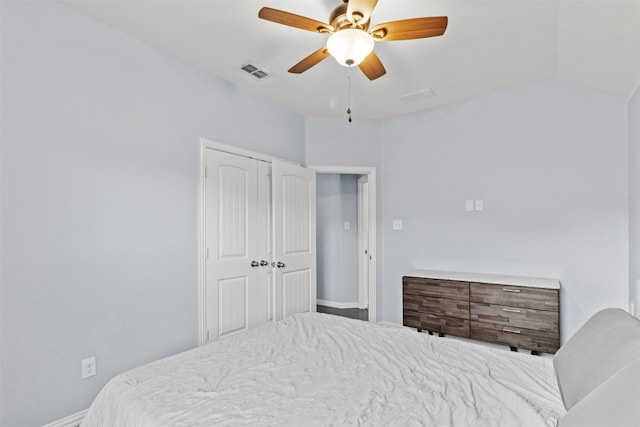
[503,308,521,313]
[503,327,521,334]
[502,288,521,293]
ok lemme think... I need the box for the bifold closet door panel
[205,149,259,340]
[272,160,317,321]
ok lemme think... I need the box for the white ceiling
[64,0,640,119]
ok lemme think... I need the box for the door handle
[250,260,259,267]
[276,261,286,268]
[260,260,269,266]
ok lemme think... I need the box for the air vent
[240,63,270,80]
[241,64,258,73]
[400,88,437,104]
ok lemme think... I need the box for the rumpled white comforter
[82,313,565,427]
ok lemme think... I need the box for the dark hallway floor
[317,305,368,321]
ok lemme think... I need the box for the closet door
[201,146,316,342]
[205,150,259,340]
[272,160,317,320]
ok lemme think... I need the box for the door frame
[198,138,300,345]
[309,165,377,323]
[357,176,369,310]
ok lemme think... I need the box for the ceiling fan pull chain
[347,68,353,123]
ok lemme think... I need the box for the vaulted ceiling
[65,0,640,119]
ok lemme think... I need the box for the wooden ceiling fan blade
[346,0,378,25]
[258,7,333,33]
[288,47,331,74]
[370,16,448,41]
[358,51,386,80]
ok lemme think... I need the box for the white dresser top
[404,269,560,290]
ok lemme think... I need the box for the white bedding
[82,313,565,426]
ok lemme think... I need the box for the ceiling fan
[258,0,448,81]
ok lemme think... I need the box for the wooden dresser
[403,270,560,354]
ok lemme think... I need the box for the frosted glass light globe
[326,29,375,67]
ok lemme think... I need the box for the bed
[81,308,640,427]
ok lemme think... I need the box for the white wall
[630,86,640,308]
[305,118,382,168]
[316,174,359,305]
[0,2,304,426]
[381,81,629,340]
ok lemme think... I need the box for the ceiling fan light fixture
[326,29,374,67]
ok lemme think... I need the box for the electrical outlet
[81,356,96,379]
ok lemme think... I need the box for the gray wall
[630,86,640,308]
[0,2,304,426]
[305,81,630,342]
[381,81,629,341]
[316,174,359,305]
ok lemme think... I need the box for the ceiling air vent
[400,88,437,104]
[240,63,270,81]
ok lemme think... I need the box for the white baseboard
[317,299,359,309]
[376,320,404,328]
[43,409,88,427]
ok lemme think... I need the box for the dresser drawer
[404,294,469,318]
[469,282,559,311]
[470,302,558,332]
[403,277,469,301]
[470,321,560,354]
[404,311,470,337]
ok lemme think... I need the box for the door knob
[260,260,269,266]
[250,260,259,267]
[276,261,286,268]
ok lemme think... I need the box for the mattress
[82,313,565,426]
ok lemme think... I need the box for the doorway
[311,166,376,323]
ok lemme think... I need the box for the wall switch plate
[392,220,403,230]
[344,221,350,230]
[474,200,484,211]
[465,200,474,212]
[81,356,96,379]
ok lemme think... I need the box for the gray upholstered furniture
[555,308,640,426]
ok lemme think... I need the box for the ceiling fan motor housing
[329,3,368,31]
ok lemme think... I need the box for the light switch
[344,221,350,230]
[475,200,484,211]
[392,220,403,230]
[465,200,474,212]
